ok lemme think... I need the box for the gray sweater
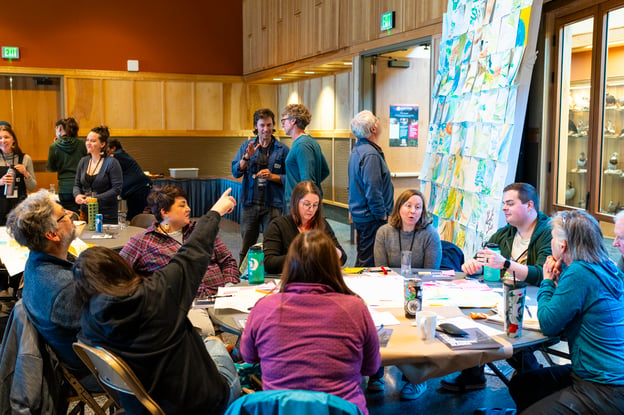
[374,224,442,269]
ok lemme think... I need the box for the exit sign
[381,11,395,31]
[2,47,20,60]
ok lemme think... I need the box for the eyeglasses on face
[280,117,292,124]
[56,210,71,222]
[300,201,319,210]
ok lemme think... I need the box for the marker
[377,324,384,332]
[380,266,388,275]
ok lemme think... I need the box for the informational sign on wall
[389,105,419,147]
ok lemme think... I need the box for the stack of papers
[423,279,503,308]
[214,280,279,312]
[344,274,404,308]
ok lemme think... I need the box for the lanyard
[398,228,417,253]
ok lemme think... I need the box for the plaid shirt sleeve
[195,237,241,297]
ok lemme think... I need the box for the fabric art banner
[420,0,540,256]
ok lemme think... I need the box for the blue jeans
[354,219,387,267]
[204,338,241,405]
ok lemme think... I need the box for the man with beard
[232,108,289,265]
[6,189,91,382]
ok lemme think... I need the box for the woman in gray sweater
[369,189,441,400]
[374,189,441,269]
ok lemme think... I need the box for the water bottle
[87,197,99,231]
[248,245,265,284]
[3,167,14,197]
[483,242,501,282]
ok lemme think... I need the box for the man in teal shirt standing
[281,104,329,212]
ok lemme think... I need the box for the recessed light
[273,78,282,81]
[343,62,353,66]
[304,71,315,74]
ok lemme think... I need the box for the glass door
[599,6,624,215]
[555,17,594,210]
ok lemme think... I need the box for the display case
[553,8,624,219]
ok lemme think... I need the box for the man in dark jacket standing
[107,139,152,221]
[441,182,552,393]
[47,117,86,213]
[348,110,394,267]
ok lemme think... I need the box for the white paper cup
[416,311,437,340]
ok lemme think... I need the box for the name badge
[273,163,282,169]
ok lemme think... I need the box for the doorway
[359,40,434,196]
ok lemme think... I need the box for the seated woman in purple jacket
[241,230,380,414]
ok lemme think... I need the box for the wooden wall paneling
[347,0,374,44]
[335,71,352,129]
[0,77,12,124]
[243,0,257,73]
[333,137,352,205]
[66,78,104,134]
[195,82,224,131]
[415,0,446,27]
[164,81,193,130]
[103,79,134,130]
[247,84,278,123]
[299,0,316,59]
[315,0,340,53]
[9,76,61,161]
[224,82,249,131]
[404,0,420,31]
[338,0,351,48]
[309,76,336,130]
[135,80,164,130]
[119,136,244,178]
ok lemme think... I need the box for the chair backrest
[440,240,465,272]
[72,341,165,415]
[129,213,156,228]
[224,390,363,415]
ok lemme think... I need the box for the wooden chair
[129,213,156,228]
[72,341,165,415]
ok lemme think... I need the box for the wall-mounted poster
[389,105,419,147]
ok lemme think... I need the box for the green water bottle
[483,242,501,282]
[248,245,265,284]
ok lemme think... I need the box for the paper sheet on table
[487,306,540,331]
[69,238,91,257]
[0,241,29,276]
[423,280,503,308]
[214,281,278,312]
[345,274,404,308]
[368,308,401,327]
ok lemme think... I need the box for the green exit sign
[381,11,395,31]
[2,47,20,60]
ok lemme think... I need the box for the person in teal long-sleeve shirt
[510,210,624,414]
[281,104,329,212]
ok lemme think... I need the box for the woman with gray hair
[509,210,624,413]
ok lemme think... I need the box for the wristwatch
[503,259,511,271]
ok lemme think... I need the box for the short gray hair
[551,210,609,264]
[6,190,58,251]
[350,110,378,139]
[615,210,624,224]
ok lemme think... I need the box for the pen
[525,305,533,318]
[381,266,388,275]
[377,324,384,332]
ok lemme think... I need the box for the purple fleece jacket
[241,282,381,414]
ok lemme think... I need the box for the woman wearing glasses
[510,210,624,413]
[263,181,346,274]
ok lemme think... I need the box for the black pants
[354,219,386,267]
[510,365,624,414]
[125,185,151,221]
